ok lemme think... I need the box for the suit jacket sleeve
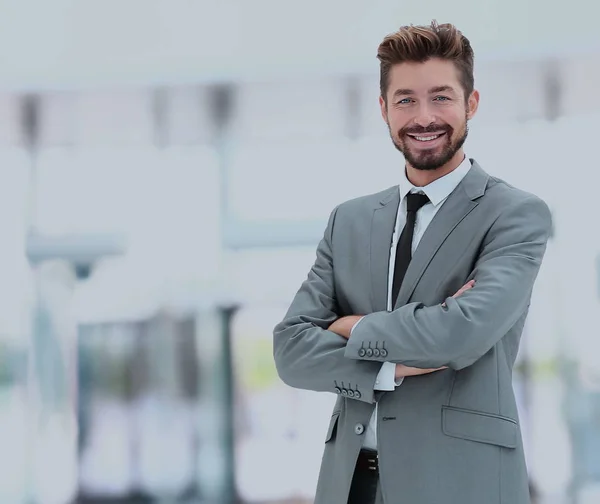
[345,195,552,370]
[273,205,382,403]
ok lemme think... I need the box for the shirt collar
[398,155,472,207]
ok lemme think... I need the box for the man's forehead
[388,61,461,94]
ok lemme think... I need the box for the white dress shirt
[357,155,473,450]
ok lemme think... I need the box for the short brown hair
[377,20,474,102]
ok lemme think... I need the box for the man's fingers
[443,280,475,307]
[457,280,475,294]
[452,279,475,298]
[396,364,448,378]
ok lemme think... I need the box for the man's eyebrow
[429,85,456,94]
[392,88,414,97]
[392,85,457,97]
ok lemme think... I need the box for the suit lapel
[394,161,490,308]
[369,187,399,312]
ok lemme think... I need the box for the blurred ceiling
[0,0,599,90]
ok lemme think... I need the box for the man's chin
[405,153,449,171]
[411,163,443,171]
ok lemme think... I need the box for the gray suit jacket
[273,161,552,504]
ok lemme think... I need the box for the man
[273,20,551,504]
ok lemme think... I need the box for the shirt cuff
[374,361,398,391]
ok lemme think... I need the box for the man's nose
[413,103,436,128]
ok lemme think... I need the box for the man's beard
[389,116,469,171]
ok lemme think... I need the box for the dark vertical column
[344,75,362,141]
[208,83,237,232]
[194,303,239,504]
[542,59,562,123]
[219,304,240,504]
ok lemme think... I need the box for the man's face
[380,58,479,171]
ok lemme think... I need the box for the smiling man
[273,21,551,504]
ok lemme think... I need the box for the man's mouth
[407,132,446,142]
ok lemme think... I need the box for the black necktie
[391,192,430,307]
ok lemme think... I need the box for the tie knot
[406,192,430,213]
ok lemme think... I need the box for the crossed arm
[273,206,384,404]
[329,280,475,381]
[273,196,552,402]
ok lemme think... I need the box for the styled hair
[377,20,474,102]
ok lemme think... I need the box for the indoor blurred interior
[1,1,600,503]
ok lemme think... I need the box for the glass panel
[236,79,346,143]
[0,148,31,503]
[167,87,212,145]
[0,95,22,146]
[78,315,200,500]
[229,139,399,222]
[40,93,76,147]
[0,147,33,338]
[78,323,137,497]
[36,145,221,323]
[75,90,153,147]
[231,305,336,503]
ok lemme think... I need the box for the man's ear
[467,89,480,120]
[379,95,388,123]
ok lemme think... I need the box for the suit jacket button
[354,390,361,399]
[335,387,342,394]
[373,349,380,357]
[365,348,373,357]
[341,389,348,396]
[354,423,365,435]
[358,348,366,357]
[347,389,355,398]
[380,349,388,358]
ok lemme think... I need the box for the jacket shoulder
[482,174,552,237]
[485,175,549,210]
[335,185,398,214]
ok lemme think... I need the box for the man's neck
[406,150,466,187]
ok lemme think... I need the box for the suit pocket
[442,405,518,449]
[325,411,340,443]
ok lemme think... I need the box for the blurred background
[1,1,600,503]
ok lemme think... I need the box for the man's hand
[395,363,447,379]
[442,279,475,307]
[329,280,475,378]
[328,315,363,339]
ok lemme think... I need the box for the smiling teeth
[415,135,440,141]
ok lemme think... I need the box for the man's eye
[434,96,450,101]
